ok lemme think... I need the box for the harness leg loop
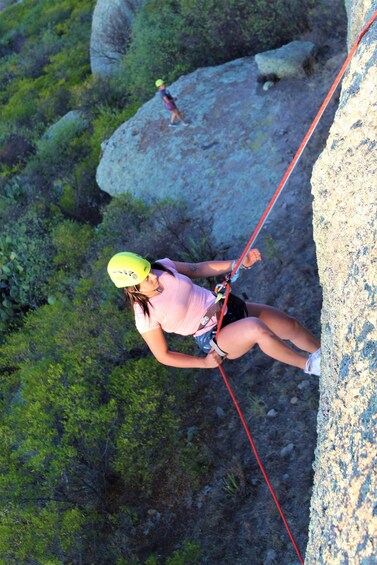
[209,337,228,357]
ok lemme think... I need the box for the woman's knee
[244,317,273,341]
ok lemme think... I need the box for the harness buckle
[200,315,210,326]
[214,275,231,303]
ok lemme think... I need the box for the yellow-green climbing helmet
[107,252,151,288]
[155,79,164,87]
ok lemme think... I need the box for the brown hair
[123,261,174,317]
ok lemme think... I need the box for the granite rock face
[90,0,143,76]
[306,1,377,563]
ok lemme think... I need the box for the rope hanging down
[215,11,377,564]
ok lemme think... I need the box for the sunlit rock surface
[306,1,377,563]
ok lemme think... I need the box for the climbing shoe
[304,348,321,376]
[168,123,178,128]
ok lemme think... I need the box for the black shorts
[194,293,248,353]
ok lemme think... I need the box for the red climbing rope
[215,11,377,565]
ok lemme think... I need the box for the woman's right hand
[242,248,262,269]
[203,349,224,368]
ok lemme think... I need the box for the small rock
[267,408,278,418]
[298,380,310,390]
[264,549,277,564]
[280,443,294,457]
[262,80,275,91]
[290,396,299,404]
[147,509,161,521]
[216,406,225,418]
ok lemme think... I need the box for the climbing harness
[209,336,227,357]
[214,11,377,564]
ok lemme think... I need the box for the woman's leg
[216,317,308,368]
[245,302,320,353]
[172,107,186,123]
[215,302,320,369]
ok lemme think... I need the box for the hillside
[2,1,375,564]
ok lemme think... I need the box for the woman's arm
[172,249,262,279]
[141,327,223,369]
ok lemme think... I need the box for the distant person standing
[155,79,189,128]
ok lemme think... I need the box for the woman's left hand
[242,248,262,269]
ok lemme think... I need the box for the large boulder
[255,40,317,79]
[306,1,377,563]
[90,0,143,76]
[96,52,342,247]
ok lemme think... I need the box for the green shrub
[73,71,133,114]
[51,219,94,271]
[0,503,85,563]
[0,132,34,167]
[96,193,217,269]
[166,540,203,565]
[0,0,95,132]
[0,284,198,560]
[89,104,140,161]
[126,0,191,99]
[109,359,180,490]
[125,0,314,98]
[34,112,89,176]
[0,216,55,332]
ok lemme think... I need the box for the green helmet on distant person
[155,79,164,87]
[107,252,151,288]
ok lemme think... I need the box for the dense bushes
[0,251,204,561]
[125,0,315,97]
[0,211,56,332]
[0,191,215,561]
[0,0,103,222]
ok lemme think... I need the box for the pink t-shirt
[134,258,218,337]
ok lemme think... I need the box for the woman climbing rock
[107,251,321,374]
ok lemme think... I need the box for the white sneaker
[305,348,321,376]
[182,122,189,126]
[168,123,177,128]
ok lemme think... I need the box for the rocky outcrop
[90,0,143,76]
[255,40,317,79]
[306,2,377,563]
[96,50,343,247]
[42,110,89,141]
[345,0,376,46]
